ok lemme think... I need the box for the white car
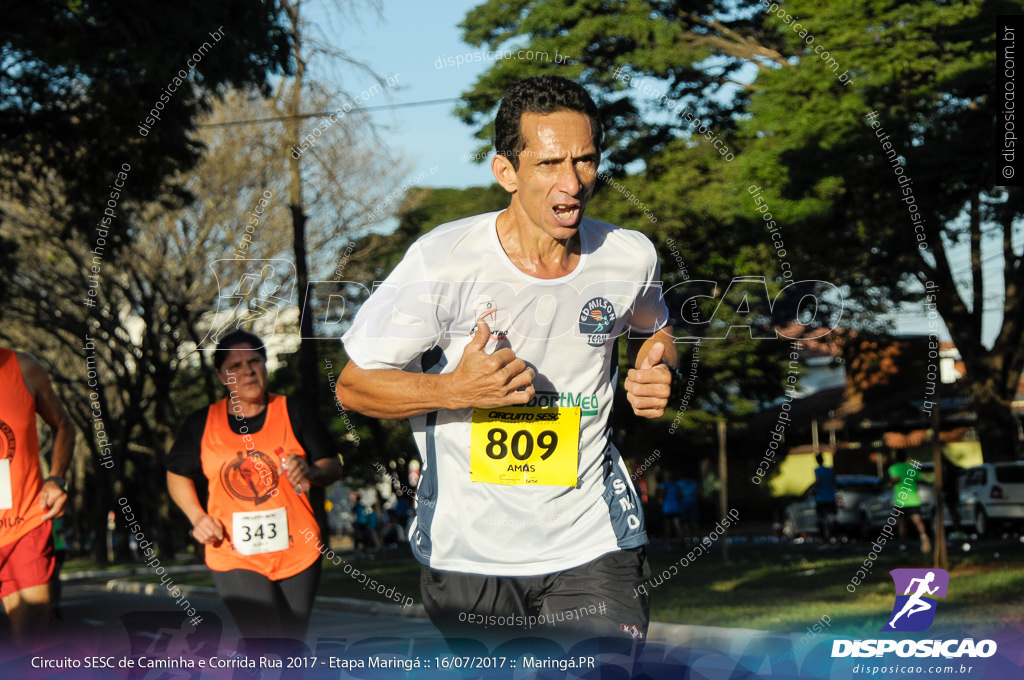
[861,481,936,530]
[958,462,1024,536]
[782,476,885,539]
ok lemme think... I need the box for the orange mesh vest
[0,348,47,547]
[200,394,320,579]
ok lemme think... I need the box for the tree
[0,89,295,558]
[268,0,389,409]
[730,0,1021,460]
[455,0,768,170]
[454,0,1022,461]
[0,0,291,242]
[0,89,402,559]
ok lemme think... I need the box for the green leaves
[1,0,292,242]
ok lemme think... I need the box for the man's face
[496,110,600,241]
[217,344,268,403]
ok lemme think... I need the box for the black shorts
[211,560,321,640]
[420,548,650,646]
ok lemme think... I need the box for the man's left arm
[18,352,76,519]
[624,327,678,419]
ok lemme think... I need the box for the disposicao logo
[831,568,997,659]
[883,568,948,632]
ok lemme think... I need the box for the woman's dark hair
[494,75,602,170]
[214,330,266,370]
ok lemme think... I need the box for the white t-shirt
[342,211,668,576]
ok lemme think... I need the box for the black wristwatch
[43,475,67,491]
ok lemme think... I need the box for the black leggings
[211,559,321,640]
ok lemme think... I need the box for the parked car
[958,462,1024,535]
[860,481,936,530]
[783,475,885,539]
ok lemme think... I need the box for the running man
[889,452,931,552]
[337,75,680,643]
[0,348,76,648]
[888,571,939,628]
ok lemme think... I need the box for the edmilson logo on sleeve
[831,568,996,660]
[578,297,617,346]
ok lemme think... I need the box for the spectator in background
[941,455,962,533]
[677,474,699,543]
[350,492,381,556]
[365,500,381,553]
[660,470,684,544]
[699,458,720,530]
[350,492,370,550]
[814,453,837,547]
[393,495,411,541]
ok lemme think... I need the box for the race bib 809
[470,406,580,487]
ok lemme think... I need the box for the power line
[198,25,994,129]
[947,250,1021,277]
[198,97,462,128]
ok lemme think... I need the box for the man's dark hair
[494,75,603,170]
[815,453,824,466]
[214,329,266,370]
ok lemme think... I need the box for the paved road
[0,579,781,679]
[3,537,1022,680]
[22,579,440,648]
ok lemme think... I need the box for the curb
[105,579,428,618]
[312,595,427,618]
[106,579,218,598]
[64,564,208,581]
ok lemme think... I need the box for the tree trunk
[970,362,1021,462]
[974,401,1018,462]
[927,191,1024,464]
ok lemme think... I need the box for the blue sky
[310,0,498,189]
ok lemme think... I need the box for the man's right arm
[337,320,535,419]
[17,352,76,520]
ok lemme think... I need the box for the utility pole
[932,407,948,570]
[717,419,729,565]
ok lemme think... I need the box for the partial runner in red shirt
[0,348,76,648]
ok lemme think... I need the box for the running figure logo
[220,450,280,505]
[882,568,949,632]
